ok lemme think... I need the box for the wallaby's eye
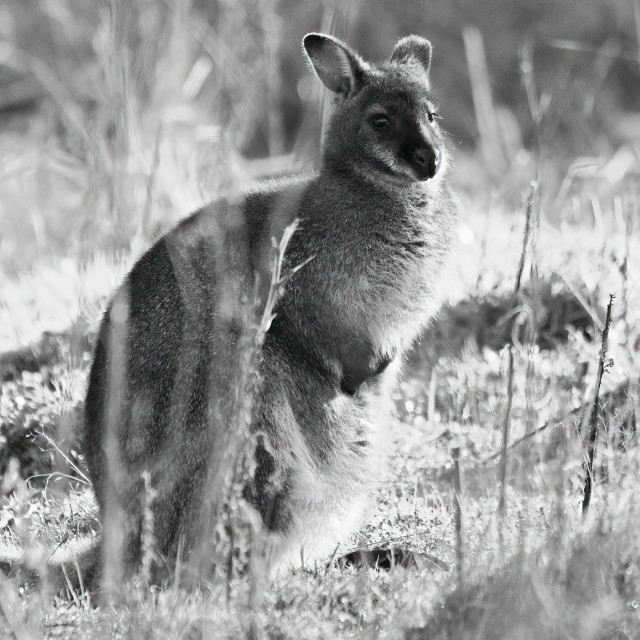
[427,112,440,123]
[370,114,390,129]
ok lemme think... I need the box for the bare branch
[498,181,538,521]
[582,294,615,516]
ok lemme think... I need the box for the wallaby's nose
[412,146,440,180]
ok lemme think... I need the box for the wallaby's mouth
[409,146,440,181]
[382,163,437,186]
[410,167,436,182]
[367,147,441,185]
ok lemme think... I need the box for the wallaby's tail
[0,535,101,597]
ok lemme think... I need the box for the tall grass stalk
[497,181,538,525]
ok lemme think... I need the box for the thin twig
[519,41,543,193]
[582,294,615,516]
[452,446,463,585]
[497,349,516,519]
[498,182,538,522]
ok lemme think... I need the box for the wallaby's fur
[2,33,457,590]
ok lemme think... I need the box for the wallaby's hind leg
[85,232,223,586]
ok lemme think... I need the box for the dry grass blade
[463,25,507,180]
[544,36,640,63]
[33,429,90,486]
[258,219,313,339]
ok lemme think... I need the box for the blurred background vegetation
[1,0,639,278]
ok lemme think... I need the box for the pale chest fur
[325,189,453,354]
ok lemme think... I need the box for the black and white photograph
[1,0,639,638]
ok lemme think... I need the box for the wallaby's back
[81,32,457,586]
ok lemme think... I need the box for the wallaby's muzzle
[412,145,440,181]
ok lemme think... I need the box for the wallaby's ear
[302,33,366,97]
[390,35,433,81]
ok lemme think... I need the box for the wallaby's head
[303,33,447,185]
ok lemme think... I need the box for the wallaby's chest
[297,197,447,323]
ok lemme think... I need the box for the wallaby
[2,32,456,591]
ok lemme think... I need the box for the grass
[1,1,640,638]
